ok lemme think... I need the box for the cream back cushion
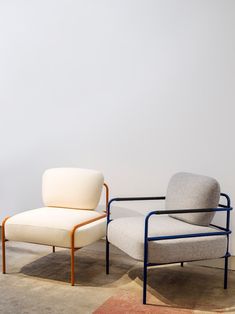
[166,172,220,226]
[42,168,104,210]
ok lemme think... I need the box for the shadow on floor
[20,247,136,287]
[128,264,235,312]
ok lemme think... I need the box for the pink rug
[94,292,193,313]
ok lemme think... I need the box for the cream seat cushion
[5,207,106,248]
[107,215,226,264]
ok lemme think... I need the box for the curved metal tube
[103,183,109,212]
[1,216,10,274]
[70,213,107,285]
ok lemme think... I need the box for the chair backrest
[166,172,220,226]
[42,168,104,210]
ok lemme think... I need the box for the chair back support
[42,168,104,210]
[166,172,220,226]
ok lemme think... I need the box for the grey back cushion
[166,172,220,226]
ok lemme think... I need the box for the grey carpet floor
[0,240,235,314]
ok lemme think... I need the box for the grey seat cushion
[166,172,220,226]
[107,216,226,264]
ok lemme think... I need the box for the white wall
[0,0,235,253]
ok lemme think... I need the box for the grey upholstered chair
[106,172,232,304]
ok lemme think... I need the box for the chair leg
[224,256,228,289]
[70,228,76,286]
[1,217,10,274]
[52,246,55,253]
[106,238,109,275]
[181,262,184,267]
[2,226,6,274]
[143,262,147,304]
[71,246,75,286]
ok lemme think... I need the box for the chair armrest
[107,192,231,222]
[220,193,231,208]
[147,207,232,216]
[70,213,106,251]
[71,213,107,237]
[144,207,232,244]
[107,196,165,223]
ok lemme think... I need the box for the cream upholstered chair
[2,168,109,285]
[106,172,232,304]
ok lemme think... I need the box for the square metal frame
[106,193,232,304]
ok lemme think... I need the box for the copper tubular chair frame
[1,183,109,286]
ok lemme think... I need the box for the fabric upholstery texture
[5,207,106,248]
[166,172,220,226]
[42,168,104,210]
[107,216,226,264]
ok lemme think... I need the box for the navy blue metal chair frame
[106,193,232,304]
